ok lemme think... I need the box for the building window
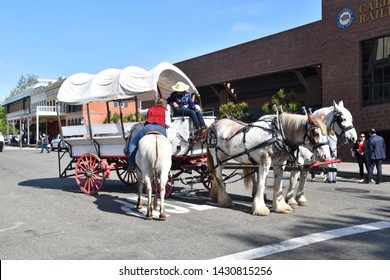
[362,35,390,105]
[67,104,82,113]
[114,101,128,108]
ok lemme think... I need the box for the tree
[10,74,39,97]
[219,101,251,120]
[262,88,304,114]
[0,106,7,135]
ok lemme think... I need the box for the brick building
[175,0,390,160]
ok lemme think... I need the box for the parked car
[50,134,67,151]
[0,133,4,152]
[7,135,20,146]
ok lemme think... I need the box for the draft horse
[136,133,172,221]
[286,101,357,207]
[206,112,330,216]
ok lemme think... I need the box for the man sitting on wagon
[168,81,207,136]
[127,98,170,172]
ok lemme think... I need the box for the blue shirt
[167,91,195,110]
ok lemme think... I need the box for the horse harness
[330,111,355,140]
[206,115,326,171]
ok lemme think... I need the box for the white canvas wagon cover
[57,62,198,104]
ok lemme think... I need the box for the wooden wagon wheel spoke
[115,158,138,185]
[75,153,105,195]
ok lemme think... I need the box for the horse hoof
[252,207,270,216]
[286,200,299,209]
[159,214,166,221]
[146,208,153,219]
[289,204,299,209]
[298,201,309,207]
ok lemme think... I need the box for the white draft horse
[206,113,330,216]
[286,101,357,207]
[136,133,172,221]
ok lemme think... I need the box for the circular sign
[337,8,354,29]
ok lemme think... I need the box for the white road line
[213,221,390,260]
[0,222,23,233]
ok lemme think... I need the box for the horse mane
[279,113,308,135]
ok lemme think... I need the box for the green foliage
[103,112,145,124]
[123,113,146,122]
[0,106,17,135]
[111,112,120,123]
[10,74,39,97]
[0,106,7,135]
[219,101,250,120]
[262,88,303,114]
[123,113,134,122]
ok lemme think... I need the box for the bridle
[330,111,355,140]
[303,121,329,153]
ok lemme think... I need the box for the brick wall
[175,0,390,160]
[82,101,136,125]
[176,22,323,86]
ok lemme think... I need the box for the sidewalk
[334,161,390,182]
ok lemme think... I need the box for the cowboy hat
[172,81,190,92]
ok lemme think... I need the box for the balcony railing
[7,106,67,120]
[33,106,66,116]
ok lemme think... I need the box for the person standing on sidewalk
[40,133,50,153]
[325,129,338,183]
[365,128,386,184]
[353,132,369,183]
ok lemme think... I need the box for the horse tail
[152,135,159,180]
[206,148,218,202]
[243,168,254,189]
[206,148,215,175]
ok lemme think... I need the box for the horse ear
[333,100,339,111]
[339,100,344,108]
[308,113,317,125]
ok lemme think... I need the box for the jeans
[41,143,50,153]
[127,124,167,167]
[366,159,383,184]
[173,108,205,129]
[356,155,369,179]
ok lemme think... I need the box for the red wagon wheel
[202,175,213,191]
[115,158,138,185]
[75,153,105,195]
[152,175,173,198]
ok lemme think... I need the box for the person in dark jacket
[353,132,369,183]
[365,128,386,184]
[167,81,206,133]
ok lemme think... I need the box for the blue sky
[0,0,321,101]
